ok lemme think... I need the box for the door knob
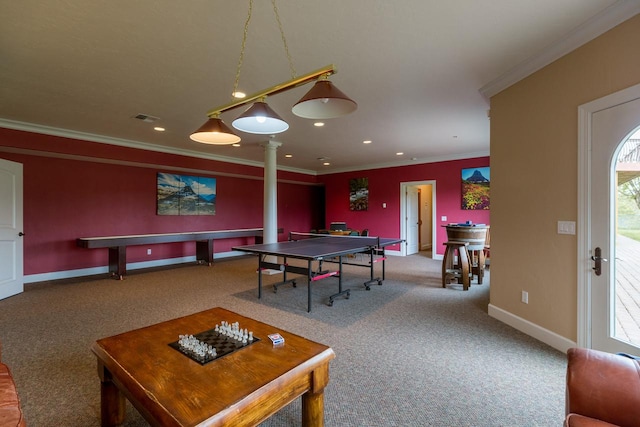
[591,247,608,276]
[18,232,24,237]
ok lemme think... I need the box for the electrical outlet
[521,291,528,304]
[147,249,152,255]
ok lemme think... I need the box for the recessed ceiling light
[363,140,372,144]
[153,127,165,132]
[232,91,246,99]
[232,143,241,147]
[285,154,293,158]
[314,122,325,127]
[396,152,404,156]
[323,162,331,166]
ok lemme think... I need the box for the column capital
[260,140,282,149]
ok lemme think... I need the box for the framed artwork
[349,177,368,211]
[461,167,490,210]
[157,173,216,215]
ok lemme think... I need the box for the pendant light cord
[272,0,297,79]
[232,0,297,100]
[232,0,253,99]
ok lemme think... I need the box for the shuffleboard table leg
[108,246,126,280]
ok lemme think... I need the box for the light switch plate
[557,221,576,235]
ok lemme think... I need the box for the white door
[0,158,24,300]
[590,95,640,354]
[406,186,419,255]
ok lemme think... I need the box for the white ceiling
[1,1,638,174]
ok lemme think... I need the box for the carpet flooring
[0,252,567,426]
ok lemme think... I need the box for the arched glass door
[591,98,640,354]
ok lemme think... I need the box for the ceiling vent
[133,114,159,123]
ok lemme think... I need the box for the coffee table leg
[97,360,126,426]
[301,363,330,427]
[301,390,324,427]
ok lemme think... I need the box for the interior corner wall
[319,157,490,254]
[0,128,322,277]
[489,13,640,345]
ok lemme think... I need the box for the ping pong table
[232,232,403,312]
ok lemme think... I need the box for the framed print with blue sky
[461,167,490,210]
[157,173,216,215]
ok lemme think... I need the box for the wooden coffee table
[91,307,335,426]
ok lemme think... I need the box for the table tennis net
[289,232,381,245]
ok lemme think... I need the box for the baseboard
[25,249,416,283]
[488,304,576,353]
[24,251,247,283]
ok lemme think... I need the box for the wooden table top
[92,307,335,426]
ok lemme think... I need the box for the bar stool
[469,226,490,284]
[442,241,471,290]
[469,246,485,284]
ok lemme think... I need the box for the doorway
[0,158,24,300]
[578,82,640,354]
[400,181,436,257]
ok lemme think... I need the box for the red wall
[319,157,490,255]
[1,126,488,276]
[0,128,322,275]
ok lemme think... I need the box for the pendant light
[190,114,240,144]
[292,77,357,119]
[190,0,357,144]
[232,99,289,134]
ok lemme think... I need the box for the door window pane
[614,132,640,347]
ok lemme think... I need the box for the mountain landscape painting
[157,173,216,215]
[461,167,490,210]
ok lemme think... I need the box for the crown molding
[0,118,490,176]
[0,118,319,176]
[315,150,491,176]
[479,1,640,100]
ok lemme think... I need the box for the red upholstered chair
[0,341,26,427]
[565,347,640,427]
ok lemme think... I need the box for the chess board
[168,328,260,365]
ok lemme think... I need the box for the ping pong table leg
[363,248,385,289]
[257,255,262,299]
[362,249,375,290]
[328,256,350,307]
[307,261,312,313]
[369,249,375,286]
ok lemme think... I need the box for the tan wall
[490,14,640,342]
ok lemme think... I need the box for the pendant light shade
[292,79,357,119]
[232,101,289,134]
[190,116,241,144]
